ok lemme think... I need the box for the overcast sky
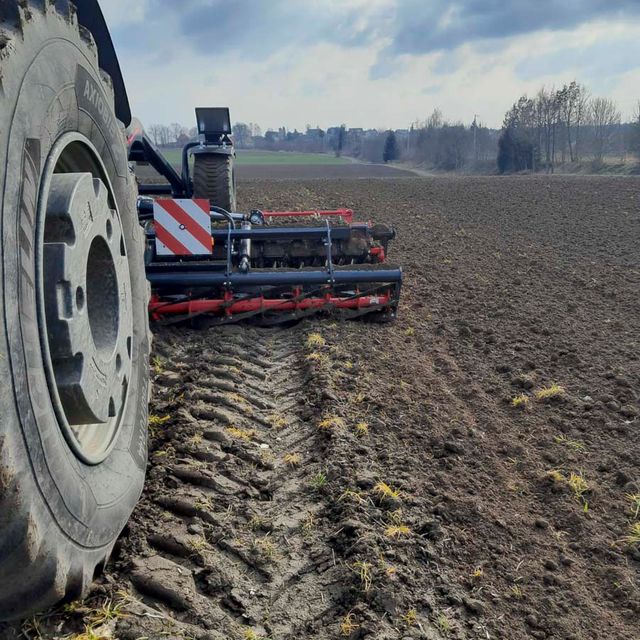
[102,0,640,131]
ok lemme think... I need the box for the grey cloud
[113,0,384,57]
[384,0,640,56]
[110,0,640,74]
[368,0,640,78]
[516,35,640,82]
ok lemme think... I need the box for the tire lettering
[76,65,117,140]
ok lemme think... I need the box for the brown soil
[5,175,639,640]
[236,164,416,180]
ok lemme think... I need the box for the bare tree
[555,86,569,162]
[232,123,251,147]
[147,124,163,145]
[151,125,171,146]
[558,82,583,162]
[630,101,640,157]
[426,108,443,129]
[169,123,184,144]
[537,87,561,172]
[588,97,621,162]
[574,86,590,161]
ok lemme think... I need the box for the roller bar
[149,292,394,320]
[147,267,403,289]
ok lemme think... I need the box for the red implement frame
[149,291,392,320]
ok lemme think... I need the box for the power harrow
[129,108,402,325]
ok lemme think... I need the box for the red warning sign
[153,199,212,256]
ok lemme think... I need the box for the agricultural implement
[129,107,401,325]
[0,0,401,621]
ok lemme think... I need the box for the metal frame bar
[145,225,369,242]
[146,268,402,289]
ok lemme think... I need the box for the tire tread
[193,153,237,212]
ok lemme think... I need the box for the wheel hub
[43,172,132,430]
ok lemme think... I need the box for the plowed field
[6,175,640,640]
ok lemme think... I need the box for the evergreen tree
[383,130,398,163]
[497,126,535,174]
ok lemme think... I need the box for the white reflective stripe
[154,225,174,256]
[175,199,211,232]
[153,204,211,255]
[153,201,175,256]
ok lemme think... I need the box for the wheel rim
[36,133,134,465]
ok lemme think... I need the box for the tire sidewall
[230,161,238,212]
[0,14,149,549]
[193,152,237,212]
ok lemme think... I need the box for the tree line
[143,83,640,174]
[145,122,263,147]
[498,82,640,173]
[244,112,499,171]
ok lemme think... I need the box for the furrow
[116,324,334,637]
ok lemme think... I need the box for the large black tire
[192,152,237,212]
[0,1,150,620]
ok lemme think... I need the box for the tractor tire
[0,1,150,620]
[193,153,237,212]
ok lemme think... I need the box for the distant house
[306,128,325,139]
[286,130,303,142]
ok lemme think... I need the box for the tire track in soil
[113,324,349,640]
